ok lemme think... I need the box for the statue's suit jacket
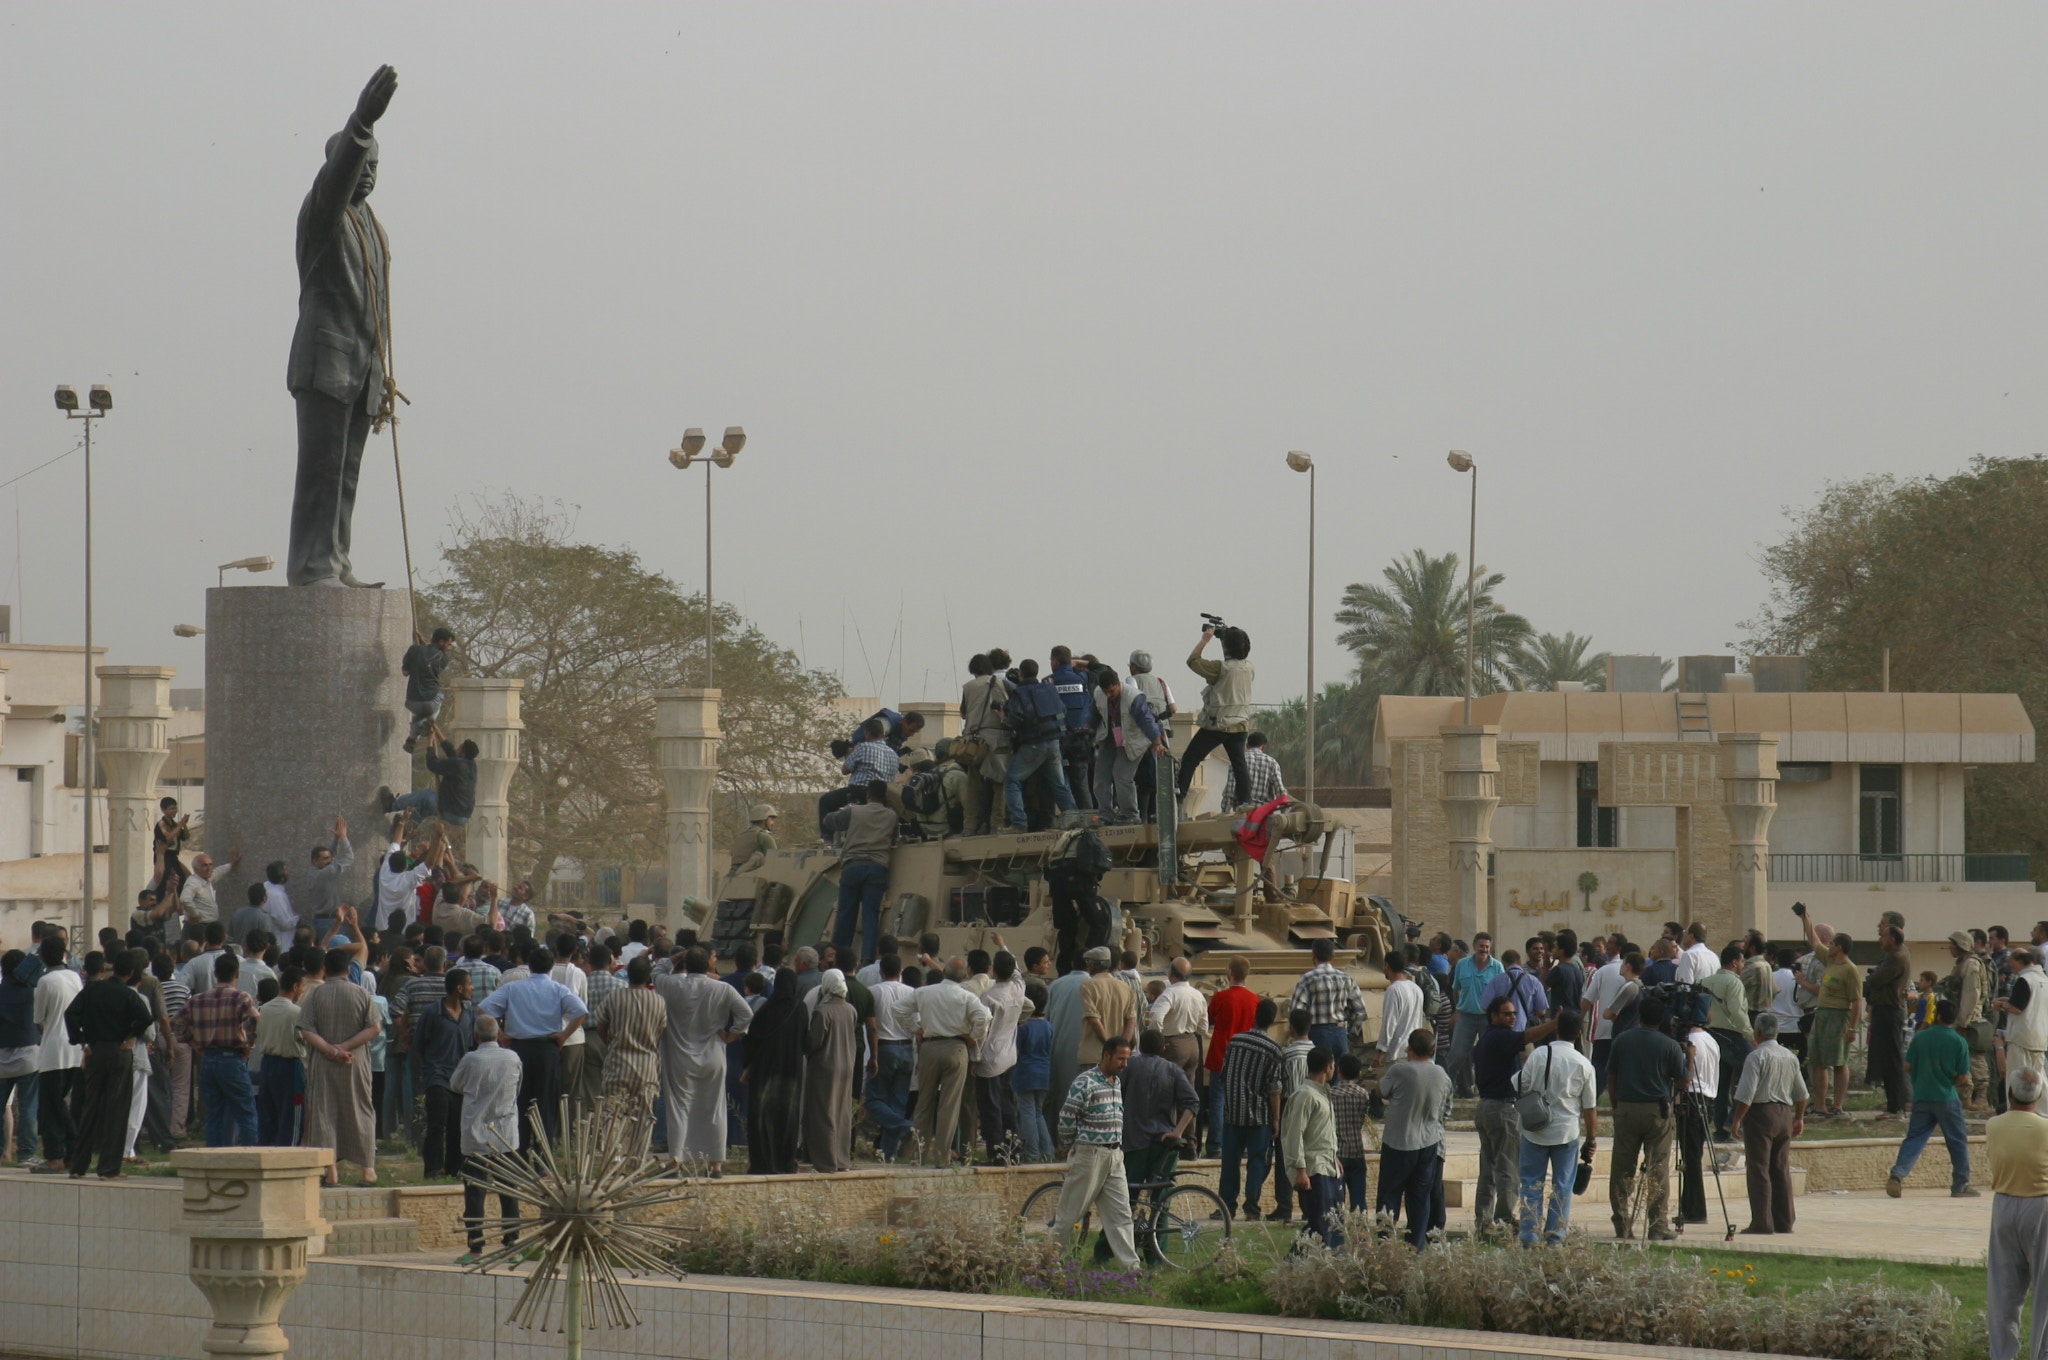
[286,120,388,412]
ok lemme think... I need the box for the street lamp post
[216,555,275,589]
[56,383,110,929]
[1286,451,1316,803]
[1447,450,1478,725]
[668,425,746,687]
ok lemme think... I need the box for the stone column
[98,665,174,934]
[656,688,721,928]
[1440,725,1500,941]
[901,701,960,743]
[443,676,524,890]
[1718,732,1780,937]
[171,1146,333,1360]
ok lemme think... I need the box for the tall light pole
[1286,451,1316,802]
[668,425,746,687]
[1447,450,1478,725]
[56,383,111,928]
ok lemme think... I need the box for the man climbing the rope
[401,626,456,752]
[286,63,400,589]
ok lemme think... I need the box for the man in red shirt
[1205,955,1261,1156]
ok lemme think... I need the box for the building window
[1576,762,1617,848]
[1859,764,1902,857]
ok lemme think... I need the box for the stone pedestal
[1440,725,1500,941]
[99,666,174,933]
[1718,732,1780,937]
[443,677,524,890]
[656,688,720,927]
[902,701,961,742]
[171,1146,333,1360]
[206,588,412,908]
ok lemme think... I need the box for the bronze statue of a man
[286,65,399,588]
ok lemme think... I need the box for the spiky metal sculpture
[465,1103,693,1360]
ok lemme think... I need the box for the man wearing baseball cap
[732,805,778,877]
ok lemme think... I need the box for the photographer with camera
[1606,995,1688,1240]
[1174,620,1256,815]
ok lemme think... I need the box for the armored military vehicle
[704,797,1402,1031]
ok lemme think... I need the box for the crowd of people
[810,626,1267,850]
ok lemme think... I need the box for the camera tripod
[1617,1086,1736,1243]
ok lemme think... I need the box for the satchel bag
[950,732,989,768]
[1515,1046,1555,1127]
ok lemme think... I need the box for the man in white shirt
[1513,1010,1599,1247]
[376,846,432,932]
[1676,1012,1719,1233]
[30,936,84,1169]
[1149,956,1211,1086]
[903,957,992,1166]
[864,952,917,1161]
[178,851,241,943]
[973,952,1028,1163]
[1375,953,1426,1070]
[261,862,297,937]
[1583,942,1628,1085]
[450,1014,525,1262]
[549,942,591,1110]
[1678,923,1719,987]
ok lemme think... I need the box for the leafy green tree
[1336,548,1532,696]
[1257,679,1381,790]
[421,496,842,892]
[1743,457,2048,880]
[1515,631,1609,691]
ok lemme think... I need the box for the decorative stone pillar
[171,1146,333,1360]
[656,688,721,927]
[1718,732,1779,937]
[901,701,961,743]
[1440,725,1500,942]
[443,676,524,890]
[98,665,173,935]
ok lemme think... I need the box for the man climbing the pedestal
[401,626,456,753]
[380,723,477,830]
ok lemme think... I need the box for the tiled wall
[1,1168,1791,1360]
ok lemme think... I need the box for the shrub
[891,1195,1061,1294]
[1263,1233,1957,1360]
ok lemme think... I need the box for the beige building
[1375,680,2039,956]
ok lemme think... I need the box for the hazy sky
[4,3,2042,707]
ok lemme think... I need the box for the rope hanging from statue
[345,202,418,632]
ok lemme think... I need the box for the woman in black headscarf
[742,967,806,1174]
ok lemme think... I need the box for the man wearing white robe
[654,948,752,1172]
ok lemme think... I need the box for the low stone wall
[1789,1135,1989,1192]
[0,1166,1808,1360]
[393,1161,1233,1251]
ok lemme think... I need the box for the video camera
[1641,979,1710,1039]
[1200,612,1229,631]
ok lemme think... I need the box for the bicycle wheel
[1149,1184,1232,1270]
[1019,1180,1085,1244]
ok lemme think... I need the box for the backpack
[1007,681,1066,745]
[902,768,946,819]
[1415,965,1445,1022]
[1047,828,1112,879]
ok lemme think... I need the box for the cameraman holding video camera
[1175,618,1256,815]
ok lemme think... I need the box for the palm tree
[1335,548,1532,696]
[1257,680,1380,788]
[1514,631,1609,691]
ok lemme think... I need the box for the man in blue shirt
[1480,949,1552,1038]
[1004,660,1078,831]
[1449,933,1503,1098]
[477,946,588,1148]
[1047,647,1096,812]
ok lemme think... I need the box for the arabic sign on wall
[1492,848,1680,933]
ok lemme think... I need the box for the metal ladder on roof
[1677,693,1713,741]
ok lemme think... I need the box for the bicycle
[1017,1163,1236,1269]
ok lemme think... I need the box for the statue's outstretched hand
[356,65,398,127]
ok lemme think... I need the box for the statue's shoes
[339,572,386,589]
